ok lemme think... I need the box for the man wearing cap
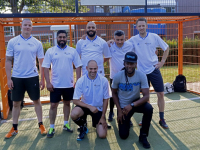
[112,52,153,149]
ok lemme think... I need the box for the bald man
[71,60,111,141]
[76,22,111,76]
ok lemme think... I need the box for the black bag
[173,75,187,92]
[7,90,24,111]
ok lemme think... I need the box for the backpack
[7,90,24,111]
[173,75,187,92]
[164,82,174,94]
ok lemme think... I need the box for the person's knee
[63,101,70,106]
[98,132,107,139]
[119,132,129,139]
[70,109,79,120]
[13,101,21,108]
[157,92,164,99]
[50,103,58,110]
[145,104,153,114]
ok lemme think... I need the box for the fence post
[178,21,183,75]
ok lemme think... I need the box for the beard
[125,67,135,75]
[57,40,66,48]
[86,30,96,37]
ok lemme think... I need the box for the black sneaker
[77,126,89,141]
[130,120,133,127]
[77,122,87,132]
[63,123,73,133]
[139,135,151,149]
[108,112,114,122]
[159,119,169,129]
[47,128,55,138]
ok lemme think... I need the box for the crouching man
[112,52,153,149]
[71,60,111,141]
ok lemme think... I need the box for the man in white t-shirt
[107,30,134,123]
[108,17,169,129]
[5,19,47,138]
[71,60,111,141]
[42,30,82,138]
[76,21,111,76]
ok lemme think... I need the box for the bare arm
[44,67,54,92]
[76,66,81,81]
[5,56,13,89]
[155,47,169,69]
[133,88,149,107]
[38,58,45,90]
[107,40,114,47]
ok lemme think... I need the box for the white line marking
[1,97,200,124]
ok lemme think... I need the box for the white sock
[50,124,55,129]
[64,121,68,125]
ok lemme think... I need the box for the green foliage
[42,41,52,54]
[1,0,89,13]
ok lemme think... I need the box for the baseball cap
[124,52,137,63]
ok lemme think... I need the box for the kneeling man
[71,60,111,141]
[112,52,153,149]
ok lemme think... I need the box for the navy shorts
[146,68,164,92]
[50,87,74,103]
[75,105,102,128]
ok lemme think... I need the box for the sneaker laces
[48,128,54,134]
[65,123,71,129]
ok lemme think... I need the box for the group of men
[5,17,169,149]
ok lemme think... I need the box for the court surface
[0,92,200,150]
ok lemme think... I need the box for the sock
[38,122,43,127]
[13,124,18,130]
[64,121,68,125]
[159,112,164,120]
[50,124,55,129]
[73,117,86,127]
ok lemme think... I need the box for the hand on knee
[98,133,107,139]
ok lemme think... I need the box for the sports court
[0,0,200,149]
[0,92,200,150]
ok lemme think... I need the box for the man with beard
[76,21,111,76]
[71,60,111,141]
[5,19,47,138]
[112,52,153,149]
[42,30,82,138]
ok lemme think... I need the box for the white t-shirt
[73,73,111,111]
[109,41,133,79]
[42,45,82,88]
[6,35,44,78]
[128,32,169,74]
[76,36,111,76]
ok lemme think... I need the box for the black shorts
[11,76,40,101]
[50,88,74,103]
[76,105,102,127]
[146,68,164,92]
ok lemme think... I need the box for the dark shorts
[50,87,74,103]
[76,105,102,127]
[11,76,40,101]
[146,68,164,92]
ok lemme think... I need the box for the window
[32,34,53,44]
[4,26,15,37]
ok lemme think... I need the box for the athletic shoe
[107,123,112,129]
[47,128,55,138]
[130,120,133,127]
[159,119,169,129]
[139,135,151,149]
[5,127,18,139]
[77,126,89,141]
[139,121,142,126]
[77,122,87,132]
[39,124,47,135]
[63,123,73,133]
[108,112,114,122]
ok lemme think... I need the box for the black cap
[124,52,137,63]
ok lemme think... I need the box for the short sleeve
[76,40,82,55]
[37,42,44,59]
[72,49,82,68]
[102,42,111,58]
[6,39,14,57]
[111,73,120,89]
[155,34,168,51]
[42,48,51,68]
[73,79,83,100]
[103,78,111,99]
[127,38,135,52]
[139,72,149,89]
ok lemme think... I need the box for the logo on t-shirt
[119,82,140,91]
[18,43,20,45]
[145,43,151,45]
[55,53,58,55]
[28,43,34,47]
[137,43,139,45]
[93,44,99,47]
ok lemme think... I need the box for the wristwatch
[131,102,134,107]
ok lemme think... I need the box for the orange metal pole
[69,25,72,47]
[178,21,183,75]
[128,24,131,39]
[0,24,9,119]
